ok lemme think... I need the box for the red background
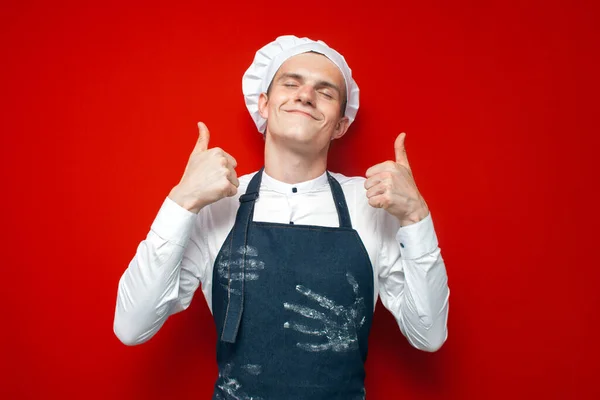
[1,0,599,399]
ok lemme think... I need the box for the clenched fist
[168,122,239,213]
[365,132,429,226]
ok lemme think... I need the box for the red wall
[2,0,598,399]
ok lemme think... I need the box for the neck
[263,134,329,184]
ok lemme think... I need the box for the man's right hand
[168,122,239,213]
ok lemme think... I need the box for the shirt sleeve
[377,210,450,352]
[113,197,207,346]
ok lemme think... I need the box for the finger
[226,165,240,187]
[195,121,210,152]
[394,132,411,170]
[223,151,238,168]
[365,161,396,178]
[366,182,388,199]
[364,175,381,190]
[367,194,390,209]
[225,183,238,197]
[365,173,384,190]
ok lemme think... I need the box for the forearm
[113,198,199,346]
[379,212,450,352]
[394,249,449,352]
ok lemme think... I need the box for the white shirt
[113,170,450,352]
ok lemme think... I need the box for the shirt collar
[261,170,329,194]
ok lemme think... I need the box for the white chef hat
[242,35,360,134]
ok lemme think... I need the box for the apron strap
[326,172,353,229]
[220,168,264,343]
[220,167,352,343]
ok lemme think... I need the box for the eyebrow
[277,72,342,95]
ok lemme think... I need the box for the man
[114,35,449,399]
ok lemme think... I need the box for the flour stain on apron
[215,362,264,400]
[217,245,265,295]
[241,364,262,376]
[283,272,366,352]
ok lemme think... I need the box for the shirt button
[400,243,405,248]
[292,187,297,193]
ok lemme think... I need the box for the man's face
[258,52,349,153]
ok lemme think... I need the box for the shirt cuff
[396,212,439,260]
[150,197,197,247]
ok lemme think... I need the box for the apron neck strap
[239,166,264,203]
[326,172,353,229]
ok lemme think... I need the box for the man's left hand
[365,132,430,226]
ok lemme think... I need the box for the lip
[285,109,316,119]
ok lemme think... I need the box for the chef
[114,35,450,399]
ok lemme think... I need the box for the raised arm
[113,122,239,345]
[365,132,449,351]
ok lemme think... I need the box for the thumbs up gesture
[168,122,239,213]
[364,133,429,226]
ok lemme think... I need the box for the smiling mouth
[285,110,315,119]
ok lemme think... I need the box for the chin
[273,124,317,143]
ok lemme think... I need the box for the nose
[295,84,316,107]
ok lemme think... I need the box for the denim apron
[211,169,374,400]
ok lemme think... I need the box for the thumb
[195,121,210,152]
[394,132,410,169]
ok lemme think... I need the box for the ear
[331,116,350,141]
[258,92,269,119]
